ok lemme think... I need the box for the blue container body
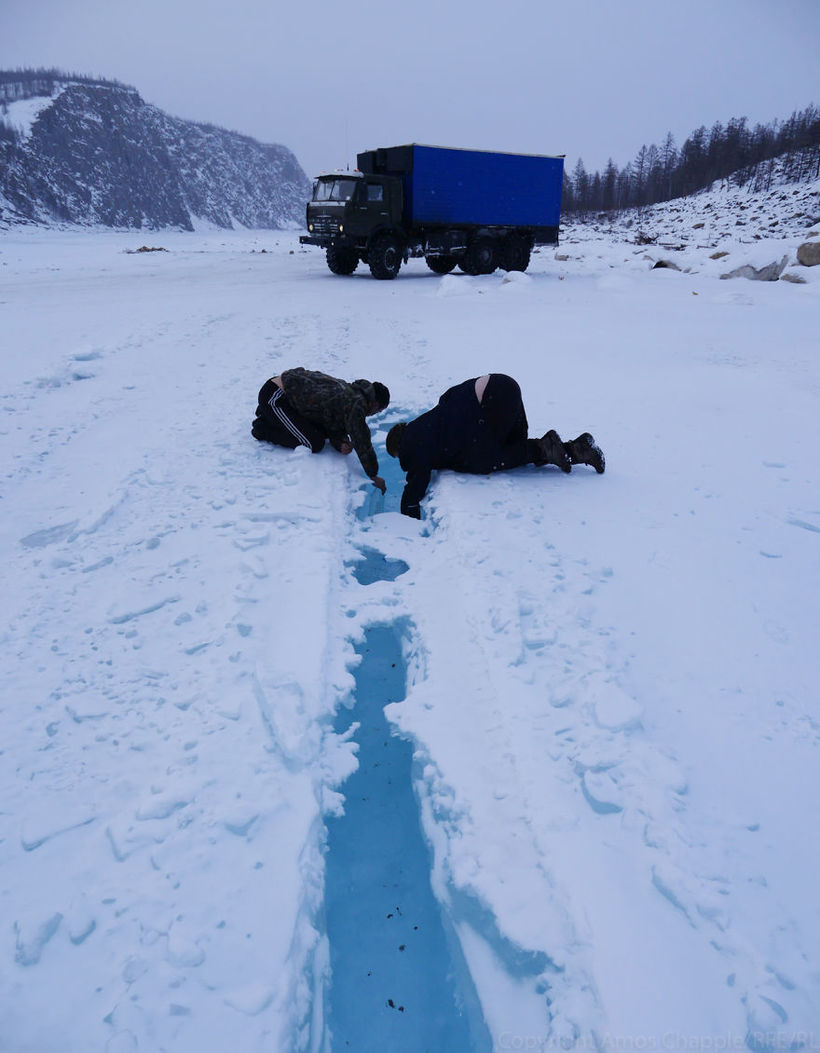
[371,145,563,228]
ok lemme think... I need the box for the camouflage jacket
[280,368,379,478]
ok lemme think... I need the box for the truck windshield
[312,178,359,202]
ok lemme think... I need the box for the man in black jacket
[253,368,390,492]
[385,374,604,518]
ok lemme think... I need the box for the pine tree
[571,158,589,214]
[602,158,619,211]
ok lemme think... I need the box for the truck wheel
[500,235,531,272]
[326,245,359,275]
[462,237,497,275]
[426,255,457,275]
[369,235,402,280]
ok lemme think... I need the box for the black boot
[536,429,572,473]
[564,433,605,474]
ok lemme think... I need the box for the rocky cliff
[0,75,310,230]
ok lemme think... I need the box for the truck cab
[300,172,404,276]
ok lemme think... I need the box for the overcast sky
[2,0,818,181]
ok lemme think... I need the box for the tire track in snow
[417,468,815,1039]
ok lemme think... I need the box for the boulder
[796,241,820,267]
[720,255,789,282]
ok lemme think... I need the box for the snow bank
[0,87,65,139]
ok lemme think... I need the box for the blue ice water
[355,421,410,521]
[325,625,492,1052]
[326,428,491,1051]
[349,546,409,586]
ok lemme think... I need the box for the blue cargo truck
[299,143,564,280]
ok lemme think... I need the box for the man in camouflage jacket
[252,368,390,492]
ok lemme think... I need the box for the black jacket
[398,377,529,517]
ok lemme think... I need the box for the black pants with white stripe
[253,378,327,452]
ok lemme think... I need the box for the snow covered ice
[1,179,819,1052]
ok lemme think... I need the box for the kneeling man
[386,374,604,518]
[253,367,390,493]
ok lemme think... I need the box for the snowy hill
[562,153,819,281]
[0,74,310,230]
[0,170,818,1051]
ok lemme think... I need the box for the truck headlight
[339,224,344,233]
[308,222,314,232]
